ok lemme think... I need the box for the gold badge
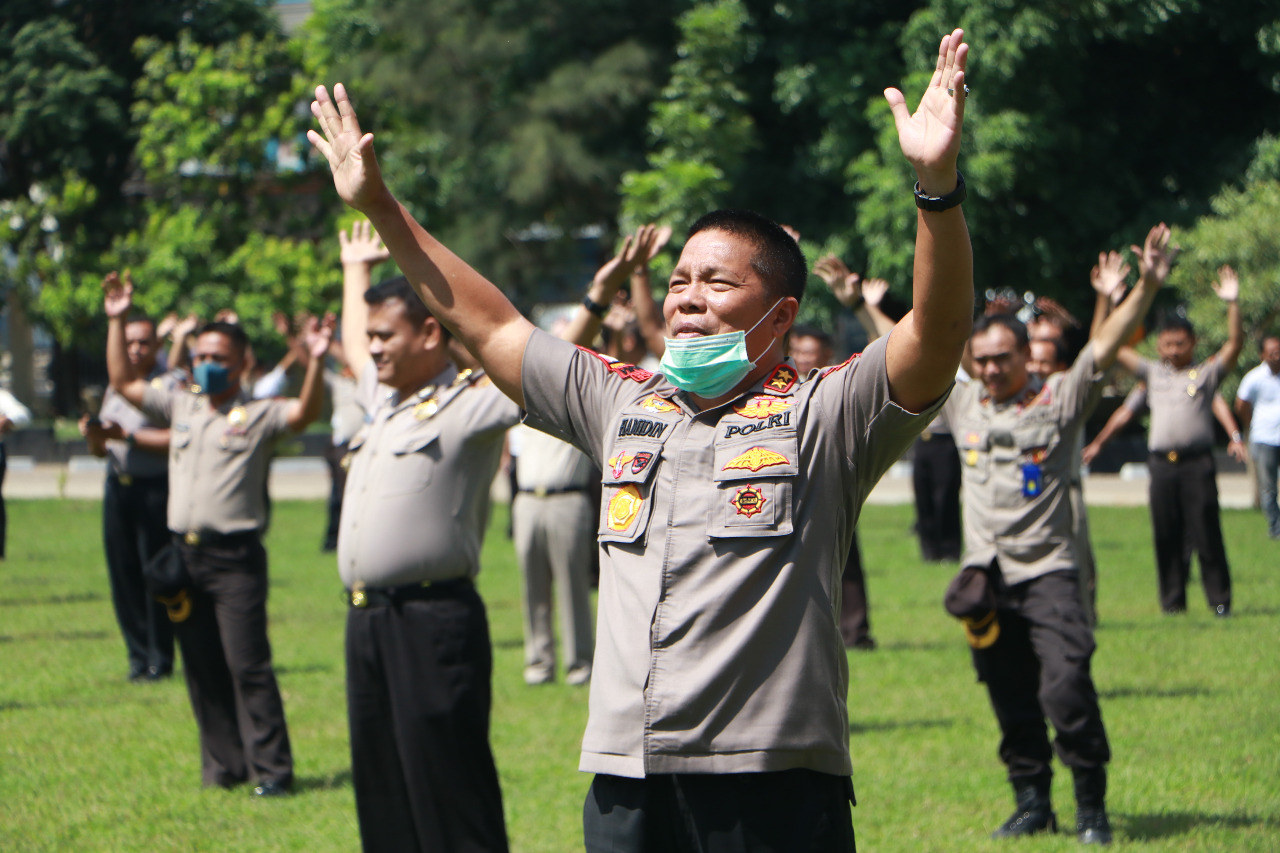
[722,446,790,473]
[1187,384,1198,398]
[228,406,248,427]
[640,394,678,413]
[414,399,439,420]
[730,484,767,518]
[966,449,980,466]
[607,484,644,532]
[150,376,165,389]
[608,452,637,478]
[733,396,793,420]
[1189,369,1198,380]
[350,581,367,608]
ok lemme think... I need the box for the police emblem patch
[640,394,678,413]
[608,452,636,478]
[722,446,790,472]
[227,406,248,428]
[631,452,654,475]
[733,396,793,420]
[607,484,644,531]
[763,364,797,394]
[730,485,767,518]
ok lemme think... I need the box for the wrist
[582,293,609,319]
[1231,431,1243,443]
[914,171,966,212]
[914,167,959,198]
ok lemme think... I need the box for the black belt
[516,485,589,497]
[345,577,473,608]
[1150,448,1211,464]
[110,472,168,486]
[174,529,261,549]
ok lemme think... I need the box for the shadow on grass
[276,662,335,676]
[0,629,113,642]
[1100,685,1210,700]
[1120,810,1262,839]
[0,591,105,607]
[851,717,953,735]
[493,637,524,651]
[877,640,951,653]
[295,769,353,793]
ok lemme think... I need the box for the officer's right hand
[102,270,134,318]
[308,84,386,213]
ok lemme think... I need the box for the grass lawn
[0,498,1276,851]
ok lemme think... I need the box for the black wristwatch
[914,171,967,212]
[582,295,609,319]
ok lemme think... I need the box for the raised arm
[339,220,390,374]
[630,224,672,357]
[1093,223,1174,372]
[860,278,899,340]
[285,313,335,432]
[1088,251,1129,340]
[1081,392,1142,466]
[1211,265,1244,372]
[309,84,533,407]
[103,272,151,409]
[882,29,974,413]
[561,225,654,347]
[168,312,199,374]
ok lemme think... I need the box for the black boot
[1073,766,1112,845]
[992,776,1057,838]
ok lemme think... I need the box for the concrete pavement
[3,455,1258,508]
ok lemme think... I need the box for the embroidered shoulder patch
[820,353,861,378]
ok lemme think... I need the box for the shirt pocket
[1013,422,1059,461]
[708,435,799,538]
[957,429,991,484]
[171,427,192,456]
[219,433,251,453]
[386,428,441,495]
[598,438,663,544]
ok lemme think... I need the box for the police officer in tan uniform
[81,296,183,681]
[945,224,1173,845]
[1114,267,1243,616]
[338,267,518,851]
[103,272,332,796]
[311,28,972,849]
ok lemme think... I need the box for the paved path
[4,456,1258,508]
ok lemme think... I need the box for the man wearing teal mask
[310,27,972,852]
[104,277,333,796]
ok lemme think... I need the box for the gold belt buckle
[533,485,549,498]
[184,530,201,546]
[350,581,368,608]
[1166,451,1179,463]
[118,474,133,486]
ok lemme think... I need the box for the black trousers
[346,584,508,853]
[839,532,872,647]
[0,442,7,558]
[971,569,1110,784]
[1148,452,1232,612]
[103,474,174,677]
[174,536,293,788]
[912,434,962,561]
[584,770,856,853]
[323,441,349,552]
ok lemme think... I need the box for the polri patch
[607,484,644,532]
[722,446,790,473]
[730,484,767,518]
[733,396,793,420]
[640,394,678,413]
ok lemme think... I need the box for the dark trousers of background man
[1147,452,1232,613]
[912,434,962,561]
[174,536,293,788]
[346,582,509,853]
[103,473,174,678]
[0,443,7,558]
[839,534,873,649]
[322,441,349,552]
[971,569,1111,785]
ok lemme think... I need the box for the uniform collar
[387,364,458,409]
[668,358,799,417]
[981,375,1043,410]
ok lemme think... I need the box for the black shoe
[251,780,291,798]
[1076,806,1112,845]
[992,779,1056,839]
[850,636,878,651]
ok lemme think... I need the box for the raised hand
[102,270,134,318]
[304,312,337,360]
[1034,296,1080,328]
[174,313,200,337]
[1129,222,1178,284]
[814,254,865,308]
[884,28,968,193]
[647,225,673,262]
[1211,265,1239,302]
[1091,251,1130,302]
[308,84,385,212]
[862,278,890,308]
[340,219,390,266]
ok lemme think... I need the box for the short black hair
[1261,334,1280,350]
[125,313,157,337]
[687,210,807,304]
[197,321,250,357]
[789,324,832,349]
[1157,314,1195,337]
[972,313,1029,349]
[1033,336,1069,367]
[365,275,448,338]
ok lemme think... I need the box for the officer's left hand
[884,28,968,196]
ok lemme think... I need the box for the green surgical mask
[660,300,782,398]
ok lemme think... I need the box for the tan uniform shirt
[946,347,1103,586]
[513,424,595,493]
[1134,357,1224,453]
[99,369,185,478]
[338,362,520,589]
[521,329,943,778]
[139,385,293,534]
